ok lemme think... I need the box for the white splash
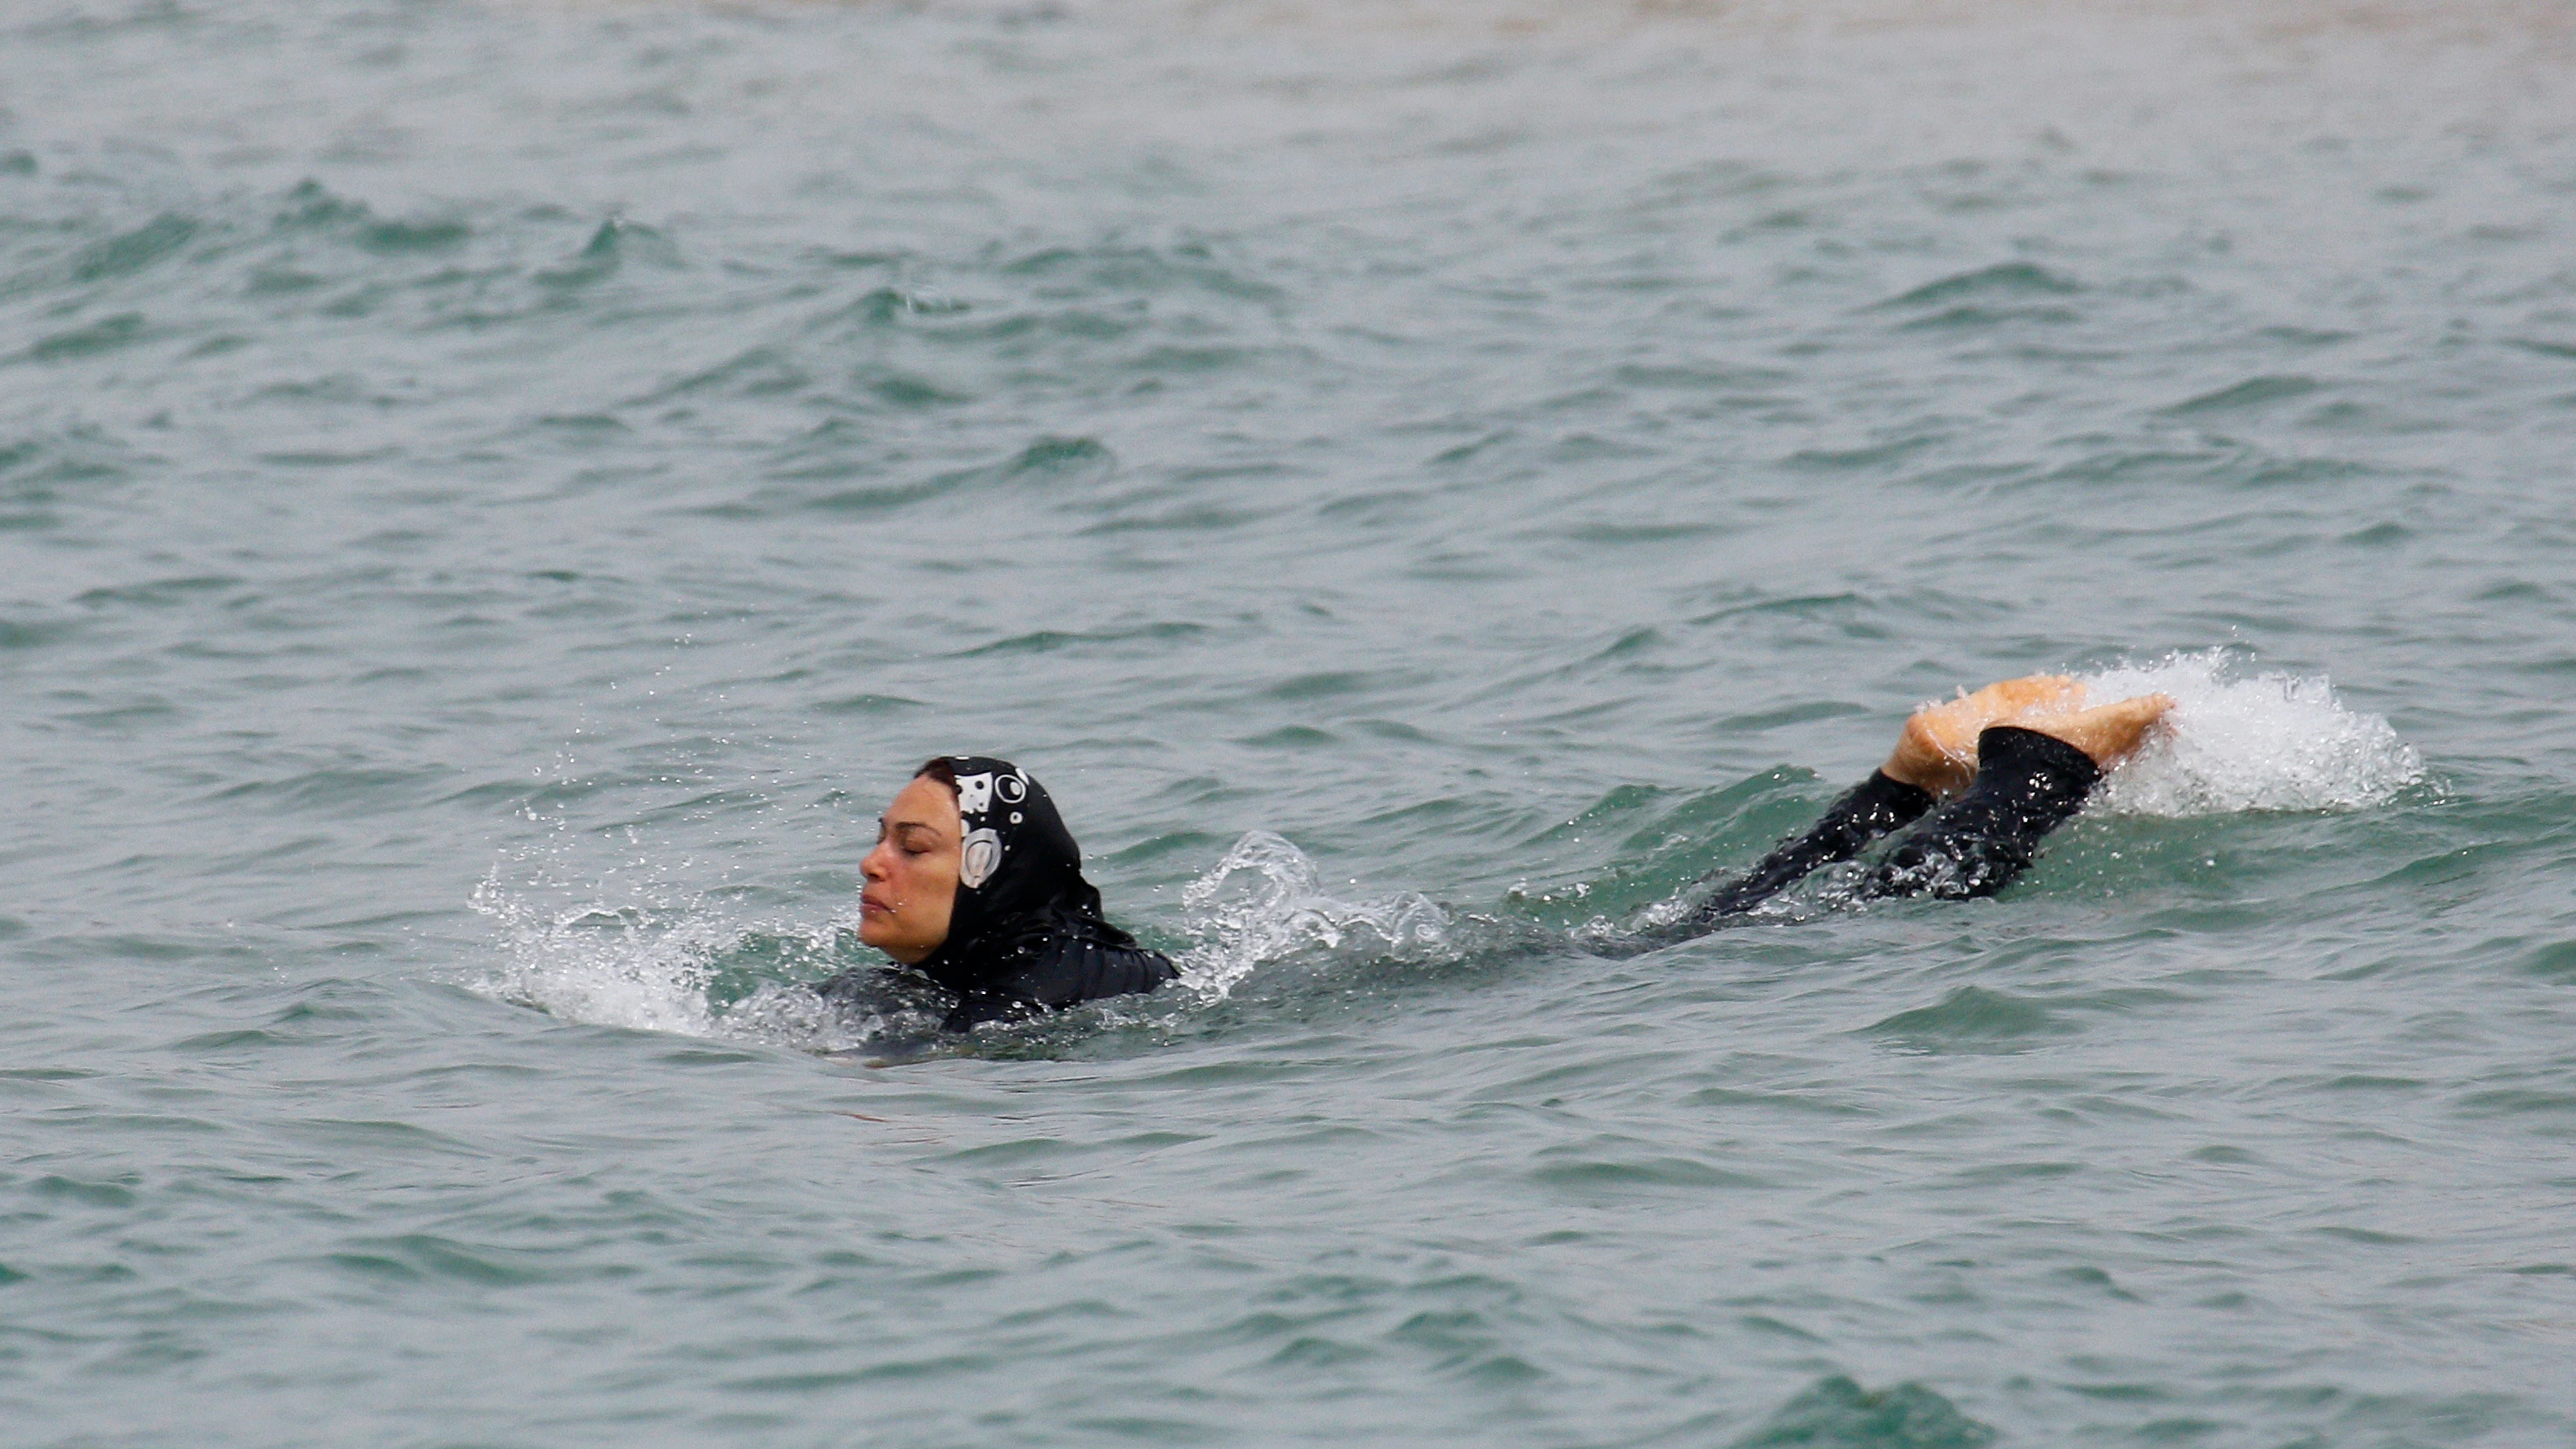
[468,877,717,1034]
[1173,831,1455,1002]
[2075,651,2423,816]
[463,873,881,1050]
[464,831,1451,1044]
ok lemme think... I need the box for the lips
[860,892,896,917]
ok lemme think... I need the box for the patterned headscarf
[912,756,1108,984]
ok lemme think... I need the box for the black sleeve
[1686,769,1936,928]
[1857,725,2101,902]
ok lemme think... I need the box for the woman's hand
[2018,692,2177,769]
[1883,675,2176,796]
[1884,675,2084,796]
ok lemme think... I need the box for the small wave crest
[1173,831,1459,1001]
[2075,650,2422,815]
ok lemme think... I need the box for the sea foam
[2071,651,2422,816]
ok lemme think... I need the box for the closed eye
[890,822,944,853]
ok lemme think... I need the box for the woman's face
[859,775,961,964]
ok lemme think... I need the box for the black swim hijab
[912,756,1110,983]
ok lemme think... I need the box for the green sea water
[5,2,2574,1445]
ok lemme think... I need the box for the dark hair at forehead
[914,758,958,792]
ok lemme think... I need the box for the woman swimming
[818,678,2173,1030]
[823,755,1179,1031]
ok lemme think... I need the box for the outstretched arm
[1688,767,1936,923]
[1680,675,2084,928]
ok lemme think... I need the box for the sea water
[6,2,2575,1446]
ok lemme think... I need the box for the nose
[861,839,892,882]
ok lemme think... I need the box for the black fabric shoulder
[939,923,1178,1032]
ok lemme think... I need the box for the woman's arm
[1859,695,2173,902]
[1687,768,1936,923]
[1677,679,2169,928]
[1679,675,2082,926]
[1855,725,2098,900]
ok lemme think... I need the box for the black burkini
[820,756,1177,1033]
[828,727,2100,1031]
